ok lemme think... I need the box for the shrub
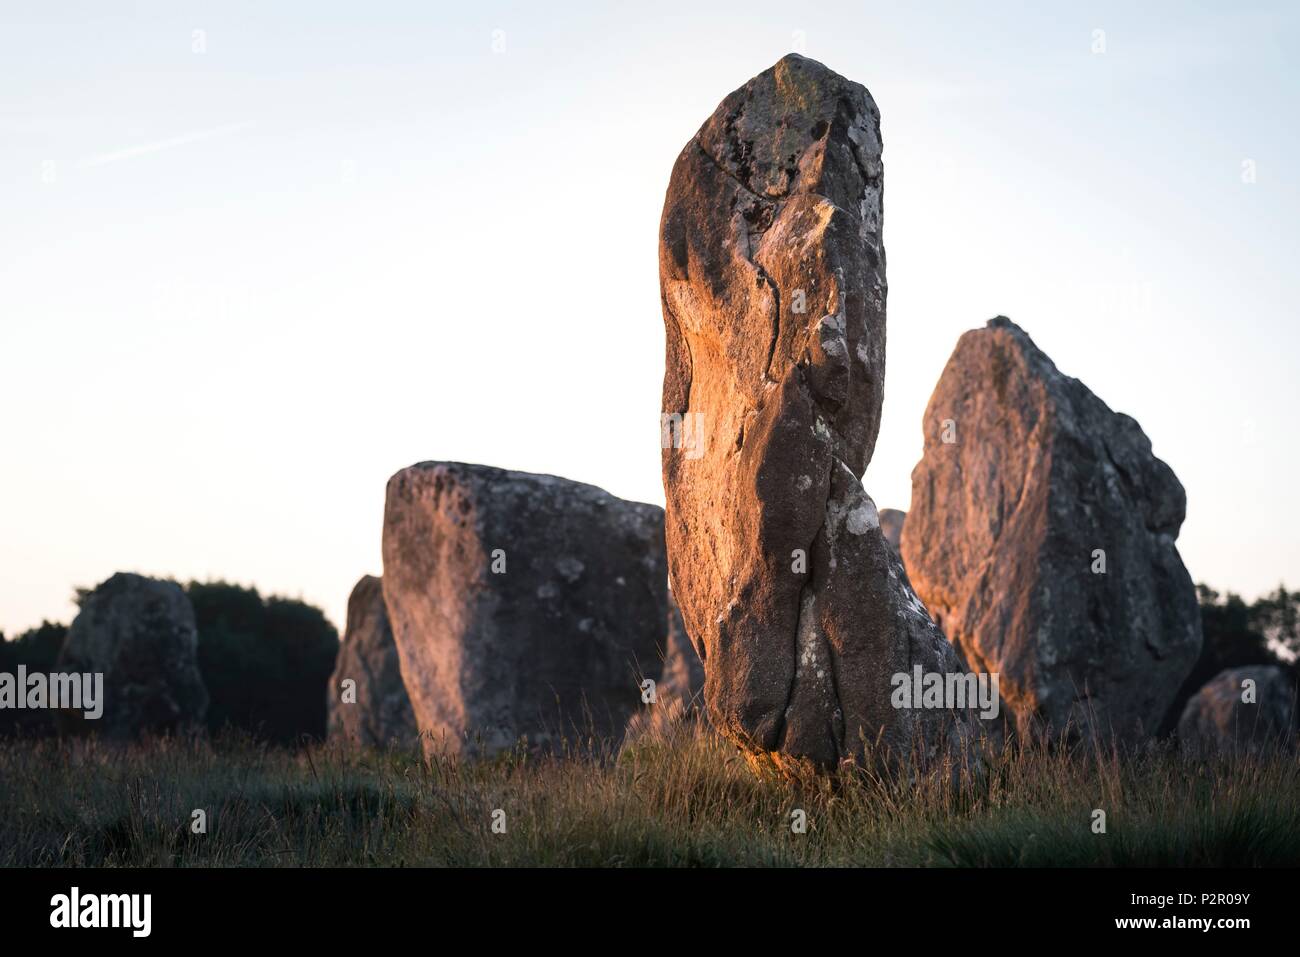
[0,621,68,738]
[187,581,339,745]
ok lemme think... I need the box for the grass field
[1,723,1297,867]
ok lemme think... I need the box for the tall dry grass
[0,721,1296,866]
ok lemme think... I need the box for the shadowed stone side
[327,575,418,749]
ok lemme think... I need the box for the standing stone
[902,317,1202,744]
[660,54,972,773]
[1178,666,1295,753]
[57,573,208,737]
[327,575,418,749]
[879,509,906,555]
[382,462,667,758]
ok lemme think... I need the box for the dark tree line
[0,620,67,737]
[0,581,338,744]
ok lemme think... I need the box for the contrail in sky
[78,121,254,168]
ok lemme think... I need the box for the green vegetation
[187,581,338,743]
[0,723,1296,867]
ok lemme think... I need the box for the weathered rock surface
[57,572,208,737]
[382,462,668,757]
[659,54,972,772]
[1178,666,1296,753]
[879,508,906,554]
[902,317,1202,744]
[327,575,418,749]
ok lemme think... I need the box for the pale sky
[2,1,1297,636]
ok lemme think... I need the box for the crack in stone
[695,139,771,203]
[753,262,782,383]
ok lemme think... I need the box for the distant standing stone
[57,572,209,738]
[1178,666,1295,753]
[327,575,418,749]
[879,509,906,554]
[625,593,706,740]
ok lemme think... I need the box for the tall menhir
[659,54,972,773]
